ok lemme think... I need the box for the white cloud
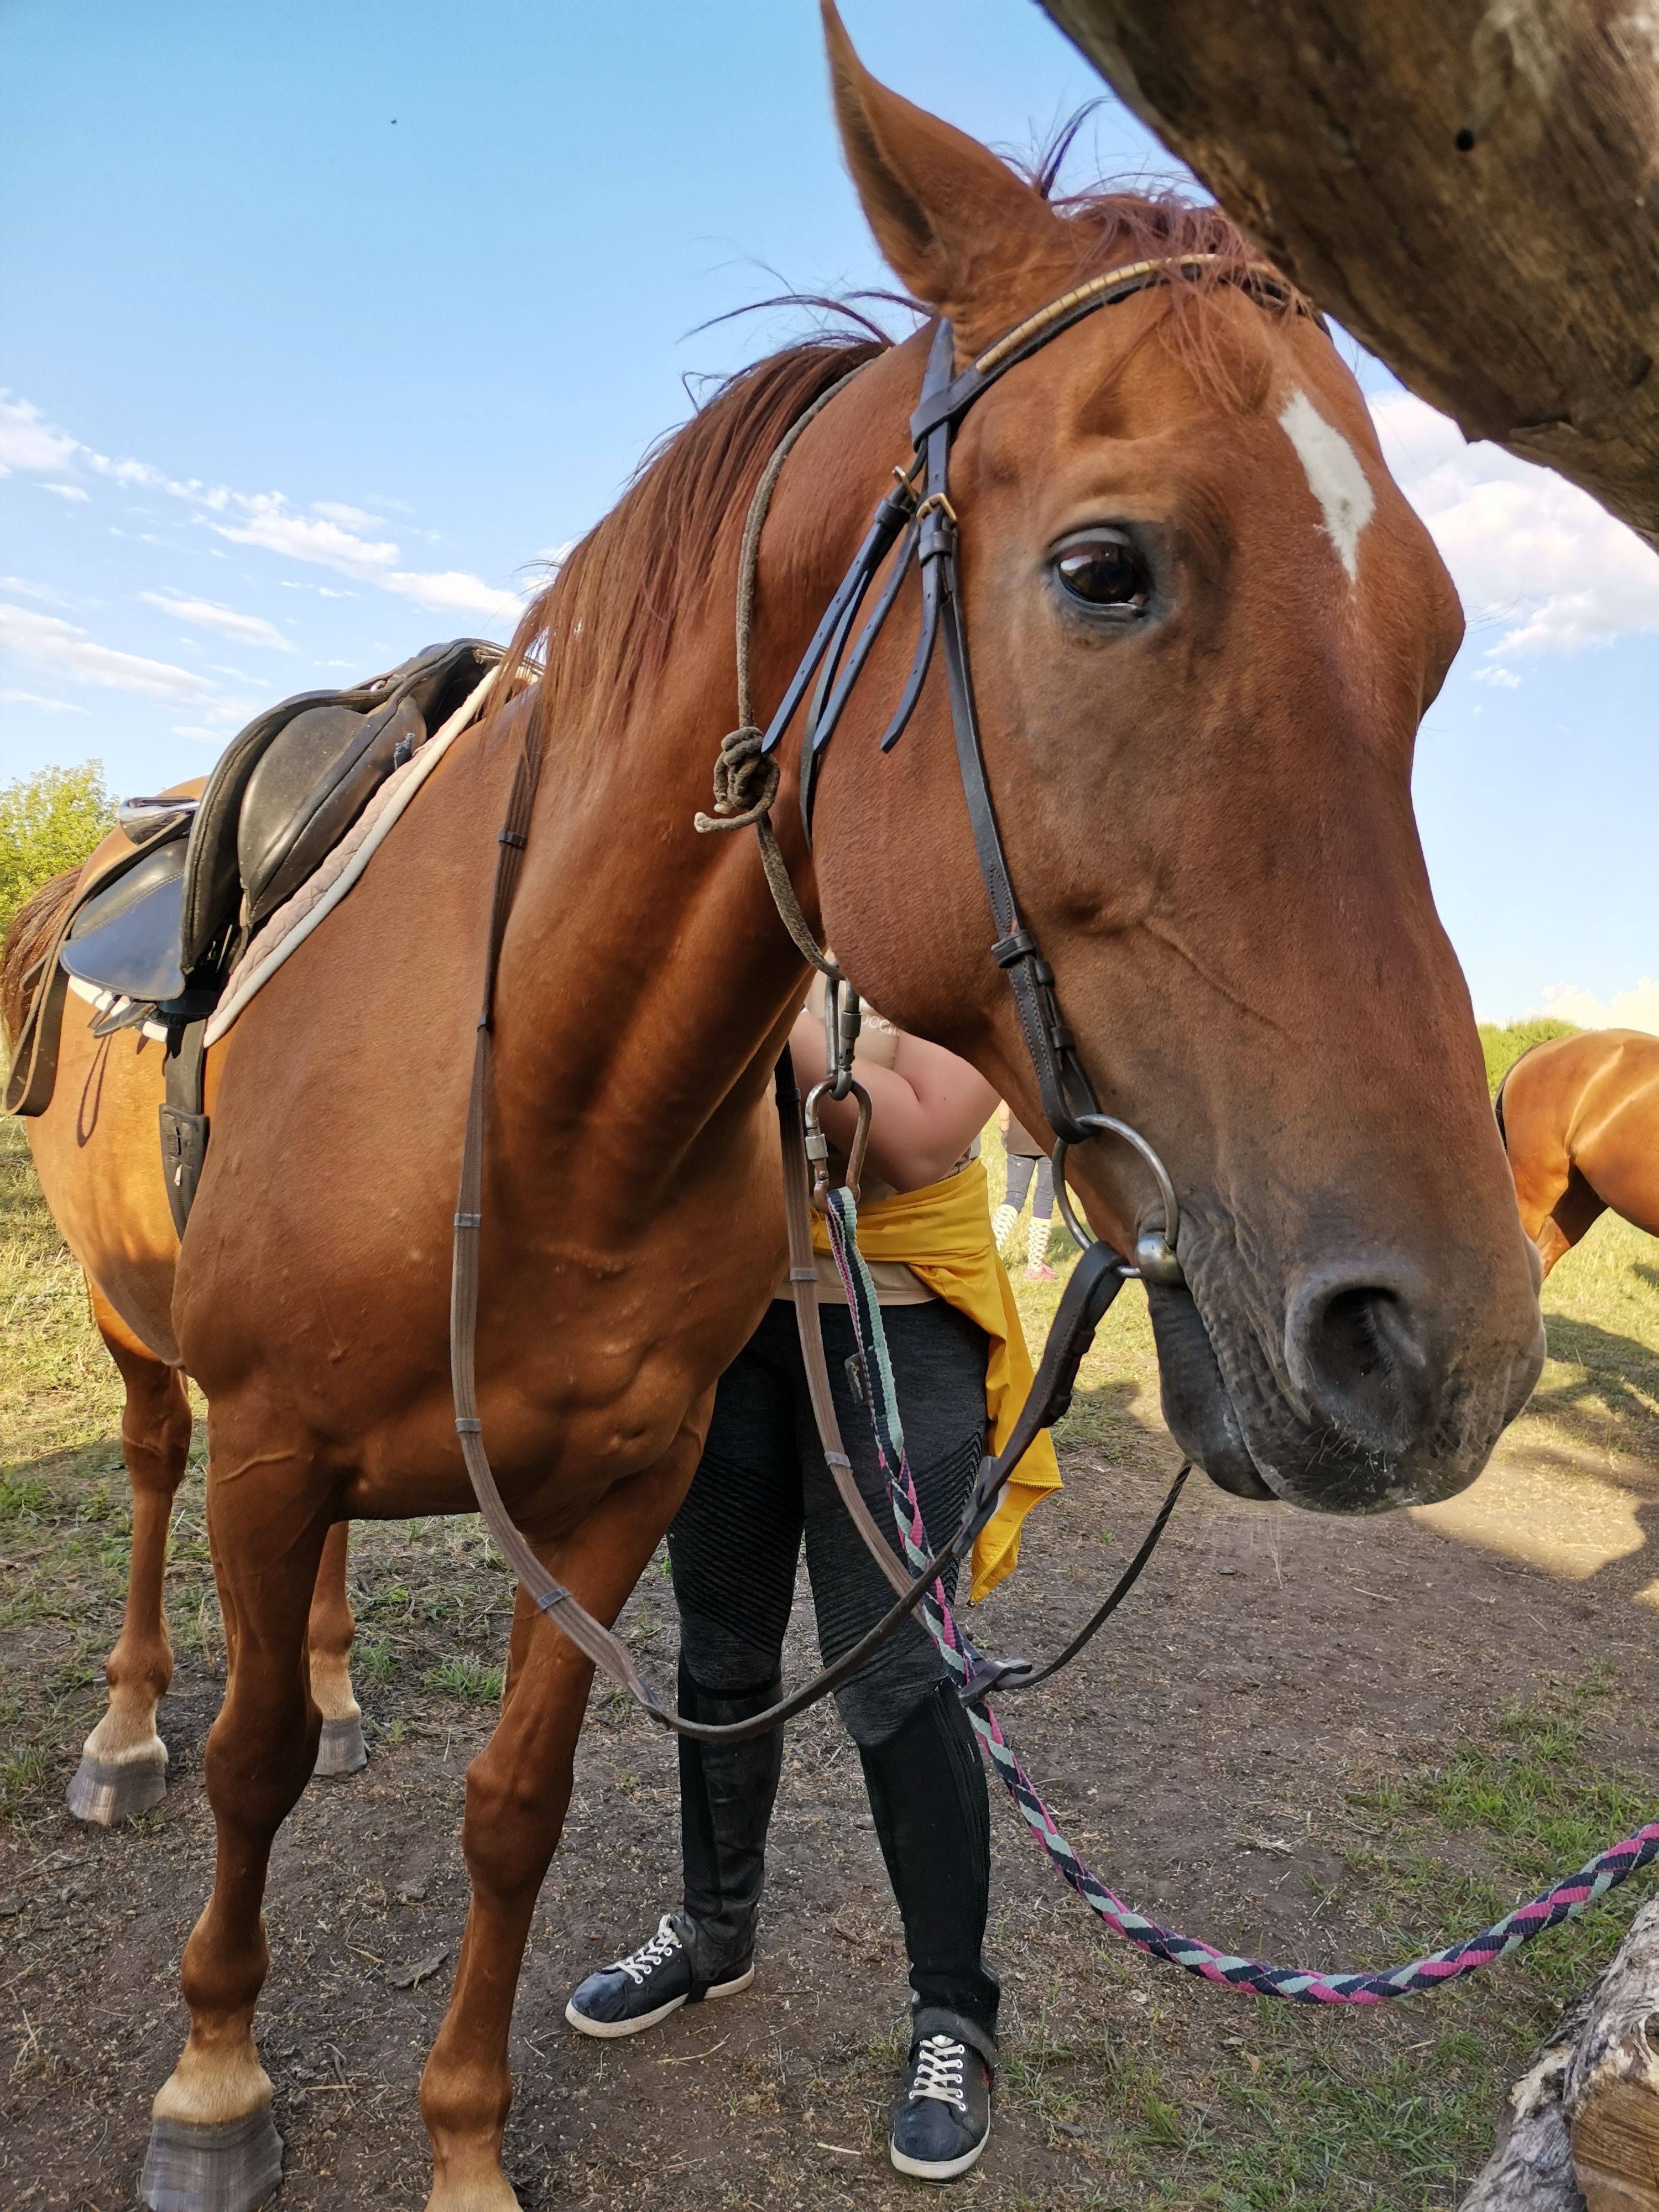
[212,495,521,618]
[212,495,402,580]
[0,395,79,477]
[1473,665,1520,688]
[312,500,384,529]
[1370,392,1659,658]
[384,567,523,618]
[0,688,86,712]
[139,589,294,650]
[1533,978,1659,1035]
[1,576,74,607]
[3,389,520,634]
[0,601,212,700]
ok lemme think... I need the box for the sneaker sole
[564,1963,754,2042]
[889,2130,989,2182]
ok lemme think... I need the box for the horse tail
[1,867,81,1051]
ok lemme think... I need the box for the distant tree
[1478,1018,1579,1098]
[0,761,116,943]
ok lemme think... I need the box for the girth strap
[158,1011,211,1239]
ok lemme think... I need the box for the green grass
[1,1113,129,1475]
[425,1653,504,1703]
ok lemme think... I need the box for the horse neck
[487,358,921,1215]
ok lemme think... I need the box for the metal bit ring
[1051,1113,1183,1284]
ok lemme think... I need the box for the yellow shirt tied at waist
[810,1154,1062,1603]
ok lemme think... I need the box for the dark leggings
[669,1297,987,1742]
[667,1295,1000,2039]
[1004,1152,1053,1220]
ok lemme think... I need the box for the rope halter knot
[694,724,780,833]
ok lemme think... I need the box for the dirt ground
[6,1417,1659,2208]
[7,1122,1659,2207]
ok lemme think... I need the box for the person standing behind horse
[565,981,1060,2182]
[992,1103,1058,1281]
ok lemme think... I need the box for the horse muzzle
[1151,1250,1546,1514]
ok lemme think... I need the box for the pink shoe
[1024,1263,1057,1282]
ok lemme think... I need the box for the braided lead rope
[820,1187,1659,2004]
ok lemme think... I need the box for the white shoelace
[614,1914,682,1987]
[908,2033,968,2110]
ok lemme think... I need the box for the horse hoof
[65,1754,168,1825]
[140,2107,283,2212]
[313,1715,367,1778]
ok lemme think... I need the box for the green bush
[0,760,115,943]
[1478,1018,1578,1096]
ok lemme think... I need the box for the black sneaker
[564,1913,753,2041]
[889,2029,992,2180]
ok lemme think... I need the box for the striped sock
[1027,1212,1050,1269]
[991,1203,1018,1251]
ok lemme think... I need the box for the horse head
[805,7,1545,1512]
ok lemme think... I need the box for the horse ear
[822,2,1065,351]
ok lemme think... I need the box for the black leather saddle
[55,637,500,1016]
[11,635,504,1233]
[182,635,502,973]
[60,830,191,1007]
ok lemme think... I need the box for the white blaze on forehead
[1276,388,1376,584]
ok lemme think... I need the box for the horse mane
[1,867,79,1048]
[502,177,1284,735]
[504,332,891,738]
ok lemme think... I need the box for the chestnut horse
[4,841,369,1826]
[1498,1026,1659,1276]
[7,13,1543,2206]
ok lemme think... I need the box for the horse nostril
[1286,1276,1434,1455]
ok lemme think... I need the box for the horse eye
[1054,534,1149,611]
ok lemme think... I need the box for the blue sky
[4,0,1656,1025]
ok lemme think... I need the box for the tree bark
[1457,1901,1659,2209]
[1460,2019,1590,2210]
[1037,0,1659,549]
[1565,1901,1659,2209]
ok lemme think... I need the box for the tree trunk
[1566,1902,1659,2209]
[1457,1902,1659,2209]
[1037,0,1659,550]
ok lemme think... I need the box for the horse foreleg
[69,1290,193,1825]
[140,1458,330,2212]
[420,1446,699,2212]
[308,1520,367,1778]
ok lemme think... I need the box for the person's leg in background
[993,1150,1034,1253]
[1025,1155,1057,1281]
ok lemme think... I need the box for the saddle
[7,637,504,1231]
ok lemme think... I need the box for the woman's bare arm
[789,1011,998,1192]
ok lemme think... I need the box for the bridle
[718,249,1306,1277]
[449,251,1306,1741]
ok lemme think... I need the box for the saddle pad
[60,834,189,1005]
